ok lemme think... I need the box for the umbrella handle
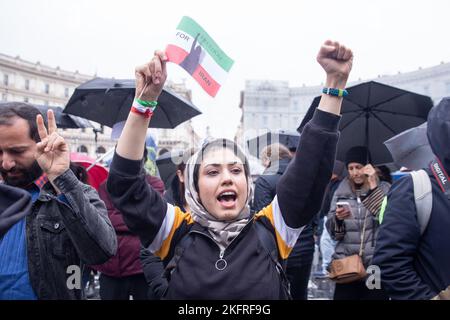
[86,148,114,172]
[137,82,149,100]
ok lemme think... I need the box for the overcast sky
[1,0,449,139]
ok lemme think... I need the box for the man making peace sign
[0,102,117,299]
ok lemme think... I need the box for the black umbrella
[298,81,433,165]
[63,78,202,128]
[246,130,300,159]
[34,105,93,129]
[156,150,185,190]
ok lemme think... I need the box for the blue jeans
[320,217,336,272]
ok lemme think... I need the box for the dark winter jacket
[252,158,315,268]
[0,184,32,237]
[107,109,340,299]
[373,97,450,300]
[252,158,291,212]
[92,176,164,277]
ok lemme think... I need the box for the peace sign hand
[35,110,70,181]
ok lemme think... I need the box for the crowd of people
[1,40,449,300]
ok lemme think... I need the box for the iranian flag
[166,16,234,97]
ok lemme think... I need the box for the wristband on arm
[130,98,158,118]
[322,87,348,97]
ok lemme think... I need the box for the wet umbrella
[298,81,433,165]
[34,105,92,129]
[246,130,300,159]
[63,78,202,129]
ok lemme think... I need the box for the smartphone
[336,201,351,212]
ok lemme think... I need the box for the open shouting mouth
[216,190,237,209]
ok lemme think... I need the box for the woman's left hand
[362,164,379,190]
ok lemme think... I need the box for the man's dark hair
[0,102,45,142]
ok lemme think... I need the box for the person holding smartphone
[326,146,391,300]
[335,201,352,220]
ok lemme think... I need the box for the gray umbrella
[384,122,435,170]
[63,78,202,128]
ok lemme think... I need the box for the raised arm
[36,110,117,264]
[277,41,353,228]
[317,40,353,116]
[116,51,168,160]
[108,51,172,247]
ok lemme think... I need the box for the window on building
[2,93,7,101]
[24,97,29,103]
[262,116,268,127]
[77,145,88,154]
[65,88,69,98]
[96,146,106,154]
[44,83,50,94]
[3,74,9,86]
[159,148,169,157]
[25,79,30,90]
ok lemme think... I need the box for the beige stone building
[0,53,116,158]
[0,53,202,159]
[237,61,450,143]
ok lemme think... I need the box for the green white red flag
[166,16,234,97]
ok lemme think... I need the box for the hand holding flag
[134,50,168,101]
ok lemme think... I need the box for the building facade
[0,53,202,159]
[238,61,450,143]
[0,53,117,158]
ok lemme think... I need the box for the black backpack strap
[254,221,292,299]
[163,232,195,282]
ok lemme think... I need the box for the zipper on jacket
[216,249,227,271]
[189,219,254,271]
[189,230,228,271]
[356,193,363,241]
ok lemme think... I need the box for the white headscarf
[184,139,254,252]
